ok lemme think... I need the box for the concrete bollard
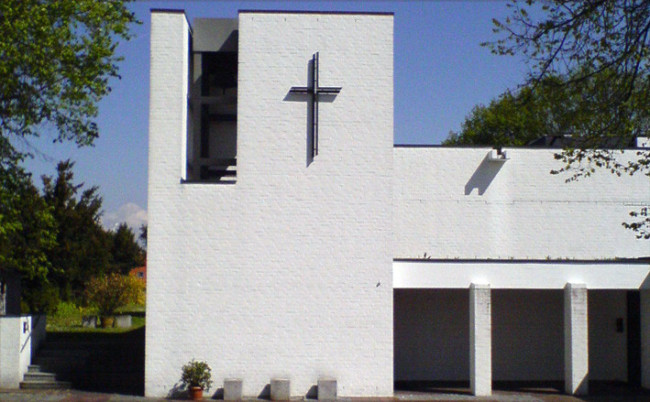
[270,378,290,400]
[224,378,243,400]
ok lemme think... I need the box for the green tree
[110,223,145,275]
[85,272,145,318]
[0,0,136,160]
[483,0,650,238]
[445,76,577,147]
[0,0,137,310]
[445,71,650,148]
[487,0,649,143]
[0,159,56,313]
[42,160,111,301]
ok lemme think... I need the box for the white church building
[146,9,650,399]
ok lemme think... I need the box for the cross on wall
[289,52,342,158]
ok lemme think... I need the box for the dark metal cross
[289,52,341,158]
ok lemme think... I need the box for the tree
[487,1,650,143]
[484,0,650,238]
[445,75,582,147]
[0,0,137,311]
[0,159,56,313]
[0,0,136,160]
[138,224,147,249]
[445,70,650,148]
[110,223,145,275]
[41,160,112,301]
[84,272,145,319]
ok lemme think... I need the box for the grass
[46,301,146,333]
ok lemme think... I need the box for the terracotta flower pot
[189,386,203,400]
[99,316,115,328]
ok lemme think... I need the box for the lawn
[46,302,145,333]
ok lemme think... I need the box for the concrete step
[32,357,85,382]
[27,364,42,373]
[23,372,57,382]
[34,355,88,367]
[20,380,71,390]
[35,350,90,361]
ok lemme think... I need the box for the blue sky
[22,0,529,230]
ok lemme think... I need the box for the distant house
[129,266,146,282]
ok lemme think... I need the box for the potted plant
[181,359,213,400]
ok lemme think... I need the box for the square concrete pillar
[270,378,290,400]
[641,290,650,389]
[469,283,491,396]
[317,376,337,400]
[224,378,243,401]
[564,283,588,395]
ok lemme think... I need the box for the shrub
[49,301,84,328]
[84,273,145,317]
[181,360,213,390]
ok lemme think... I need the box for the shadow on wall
[167,382,186,399]
[464,152,505,195]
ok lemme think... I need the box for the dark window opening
[186,50,238,184]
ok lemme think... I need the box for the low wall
[0,314,46,388]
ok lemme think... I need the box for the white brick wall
[145,10,191,398]
[394,147,649,259]
[564,283,589,395]
[146,11,394,398]
[469,283,491,396]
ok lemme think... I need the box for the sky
[22,0,531,231]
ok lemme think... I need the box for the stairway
[19,364,71,390]
[20,335,90,390]
[19,328,145,395]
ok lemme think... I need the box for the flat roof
[394,144,648,150]
[239,10,394,16]
[151,8,185,14]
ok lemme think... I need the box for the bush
[21,281,60,314]
[49,301,82,327]
[84,273,145,317]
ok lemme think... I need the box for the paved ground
[9,329,650,401]
[5,367,650,401]
[2,386,650,402]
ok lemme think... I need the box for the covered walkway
[393,259,650,397]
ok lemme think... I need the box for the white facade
[392,147,649,395]
[146,10,394,398]
[147,9,650,399]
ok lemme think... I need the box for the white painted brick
[394,148,649,260]
[564,283,588,395]
[146,11,393,398]
[145,9,648,400]
[469,284,491,396]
